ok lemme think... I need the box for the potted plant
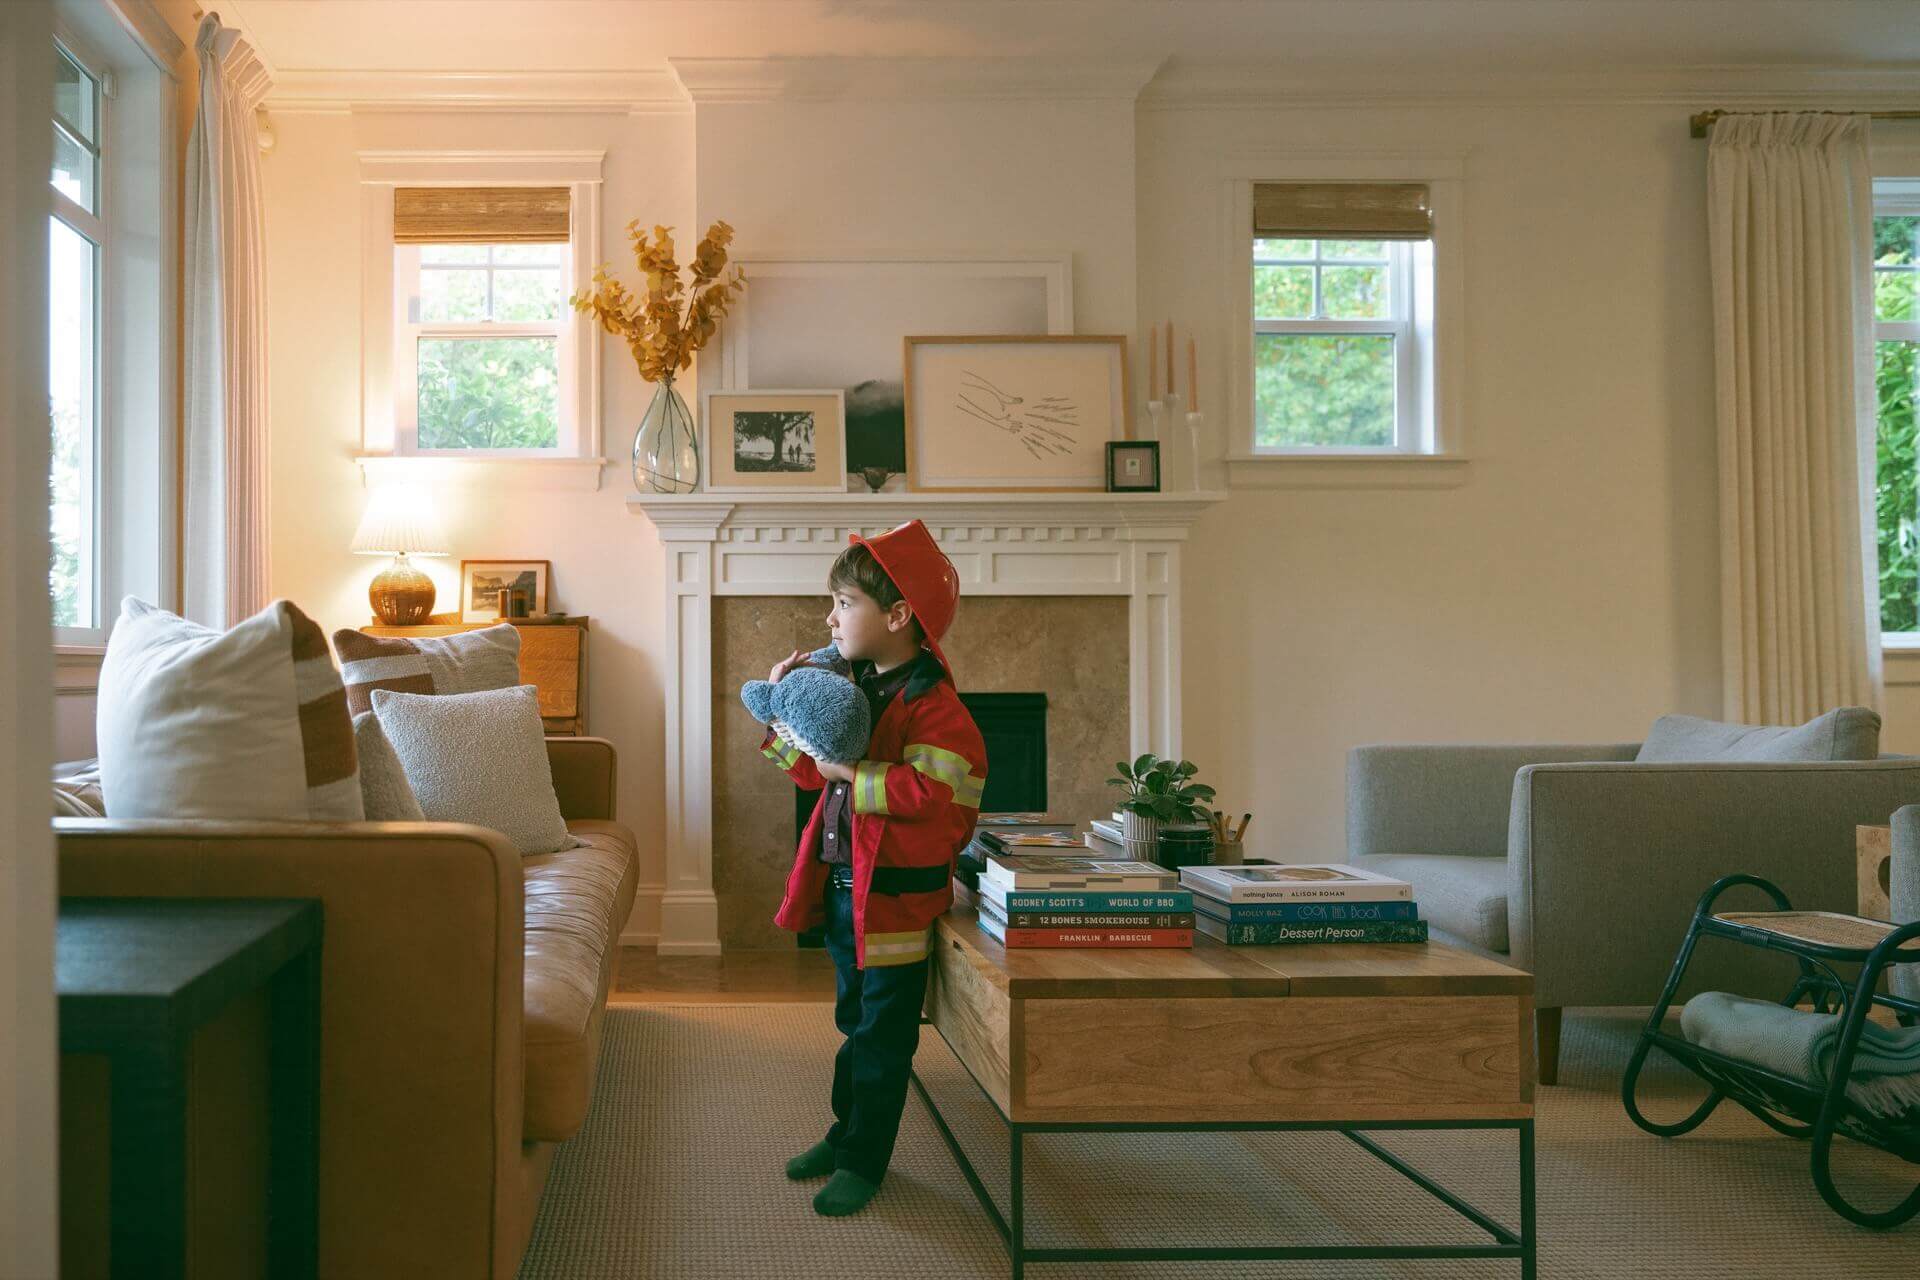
[571,220,746,494]
[1108,754,1215,863]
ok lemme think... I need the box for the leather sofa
[56,737,637,1278]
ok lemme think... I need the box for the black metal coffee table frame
[912,1015,1536,1279]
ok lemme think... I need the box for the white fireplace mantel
[628,489,1227,953]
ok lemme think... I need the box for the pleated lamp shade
[352,488,449,557]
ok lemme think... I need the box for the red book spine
[997,928,1194,949]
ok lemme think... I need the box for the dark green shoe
[785,1141,836,1181]
[812,1168,879,1216]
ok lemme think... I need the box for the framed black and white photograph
[713,257,1072,486]
[460,559,550,623]
[904,335,1132,492]
[702,389,848,493]
[1106,441,1161,493]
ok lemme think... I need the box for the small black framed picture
[1105,440,1161,493]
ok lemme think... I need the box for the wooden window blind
[392,186,571,244]
[1252,182,1432,240]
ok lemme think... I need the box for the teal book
[1194,913,1430,946]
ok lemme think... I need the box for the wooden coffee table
[915,884,1536,1278]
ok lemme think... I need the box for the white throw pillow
[370,684,573,855]
[96,597,364,821]
[353,711,425,822]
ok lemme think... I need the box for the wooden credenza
[361,614,589,735]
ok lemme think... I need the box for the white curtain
[183,13,271,628]
[1709,112,1882,723]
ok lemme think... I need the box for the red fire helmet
[848,519,960,679]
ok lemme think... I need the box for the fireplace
[793,690,1050,840]
[629,490,1221,953]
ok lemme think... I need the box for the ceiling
[219,0,1920,78]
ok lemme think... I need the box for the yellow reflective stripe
[853,761,891,815]
[862,928,931,965]
[904,743,986,809]
[762,738,803,769]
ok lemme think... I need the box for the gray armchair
[1348,731,1920,1083]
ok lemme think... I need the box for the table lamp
[351,487,449,625]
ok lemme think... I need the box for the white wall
[1147,100,1727,859]
[258,71,1920,906]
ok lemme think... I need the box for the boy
[760,519,988,1217]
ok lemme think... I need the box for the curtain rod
[1691,108,1920,138]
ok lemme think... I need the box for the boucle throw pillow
[97,597,363,820]
[331,623,520,718]
[371,684,572,855]
[353,711,425,821]
[1635,707,1881,763]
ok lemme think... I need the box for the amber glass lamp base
[369,553,436,625]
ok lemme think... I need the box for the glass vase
[633,376,699,494]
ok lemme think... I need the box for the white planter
[1121,810,1162,863]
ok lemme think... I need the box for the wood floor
[612,946,837,1004]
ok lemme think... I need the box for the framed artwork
[702,389,848,493]
[714,256,1072,484]
[1106,440,1161,493]
[903,335,1133,492]
[460,559,550,623]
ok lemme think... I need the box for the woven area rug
[519,1005,1918,1278]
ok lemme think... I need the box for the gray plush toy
[740,644,872,764]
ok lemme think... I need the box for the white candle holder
[1144,399,1166,442]
[1185,410,1204,491]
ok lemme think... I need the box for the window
[1246,182,1436,456]
[396,241,570,451]
[49,38,103,632]
[1875,180,1920,636]
[362,176,602,470]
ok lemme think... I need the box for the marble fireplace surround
[627,491,1225,954]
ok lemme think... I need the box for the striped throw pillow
[96,597,363,820]
[331,623,521,718]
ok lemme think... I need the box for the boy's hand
[769,649,810,683]
[815,758,858,784]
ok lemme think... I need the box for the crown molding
[1140,60,1920,111]
[668,56,1166,105]
[262,68,690,115]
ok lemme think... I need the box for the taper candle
[1187,337,1198,413]
[1165,319,1175,398]
[1148,323,1159,400]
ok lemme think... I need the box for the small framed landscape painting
[461,559,550,623]
[702,389,849,493]
[903,335,1131,492]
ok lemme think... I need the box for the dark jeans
[820,876,929,1184]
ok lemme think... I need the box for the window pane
[1878,215,1918,268]
[1879,338,1920,632]
[1254,332,1396,449]
[1321,239,1388,260]
[491,244,565,265]
[416,337,559,449]
[418,243,488,265]
[49,216,97,629]
[1253,266,1314,319]
[492,268,562,322]
[1321,265,1391,319]
[419,268,489,322]
[52,122,94,212]
[55,45,95,143]
[1253,237,1314,261]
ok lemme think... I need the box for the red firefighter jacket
[768,654,986,968]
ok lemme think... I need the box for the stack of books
[977,855,1193,949]
[958,817,1079,889]
[1178,863,1428,945]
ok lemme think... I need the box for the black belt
[827,864,855,888]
